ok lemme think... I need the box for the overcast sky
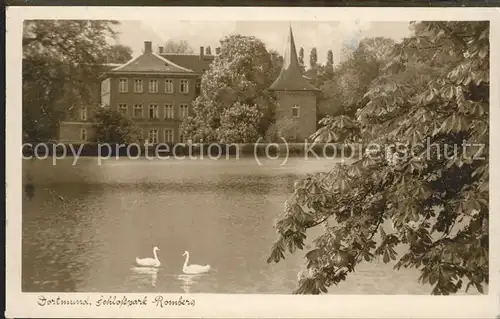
[115,20,412,64]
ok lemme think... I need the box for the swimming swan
[182,251,211,274]
[136,246,161,267]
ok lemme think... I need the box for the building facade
[58,41,215,144]
[269,27,319,141]
[59,27,317,145]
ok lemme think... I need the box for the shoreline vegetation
[21,142,361,158]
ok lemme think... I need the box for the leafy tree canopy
[163,39,194,54]
[218,102,263,144]
[317,37,396,120]
[327,50,334,66]
[299,47,306,72]
[268,21,489,296]
[180,35,282,143]
[105,44,133,64]
[93,106,141,144]
[309,47,318,69]
[23,20,119,142]
[265,118,301,143]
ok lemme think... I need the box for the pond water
[22,156,447,294]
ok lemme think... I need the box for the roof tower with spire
[269,26,318,92]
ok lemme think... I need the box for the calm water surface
[23,157,437,294]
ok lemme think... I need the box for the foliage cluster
[180,35,282,143]
[22,20,132,142]
[268,21,489,295]
[93,106,141,144]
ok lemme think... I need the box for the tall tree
[163,39,194,54]
[105,44,133,64]
[93,106,141,143]
[326,49,334,66]
[180,35,280,143]
[299,47,305,71]
[309,47,318,69]
[217,102,262,143]
[268,21,489,295]
[22,20,119,142]
[316,37,395,120]
[268,49,284,85]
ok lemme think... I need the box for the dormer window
[292,104,300,117]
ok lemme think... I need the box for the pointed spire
[283,25,299,71]
[269,26,317,92]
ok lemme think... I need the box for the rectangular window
[179,104,189,119]
[179,79,189,93]
[119,78,128,93]
[80,128,87,141]
[133,104,143,118]
[149,80,158,93]
[80,106,87,120]
[149,104,159,119]
[134,79,143,93]
[118,104,128,115]
[164,103,174,119]
[164,129,174,144]
[180,134,188,143]
[292,104,300,117]
[195,81,201,95]
[148,129,158,144]
[165,79,174,93]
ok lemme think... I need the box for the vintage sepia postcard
[5,5,500,318]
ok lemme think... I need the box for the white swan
[135,246,161,268]
[182,251,211,274]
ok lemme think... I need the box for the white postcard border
[6,6,500,318]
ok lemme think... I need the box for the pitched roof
[108,51,196,74]
[160,54,215,74]
[269,27,318,92]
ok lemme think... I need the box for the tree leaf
[383,250,390,264]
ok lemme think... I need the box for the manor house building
[59,26,318,144]
[58,41,215,144]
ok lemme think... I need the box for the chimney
[158,46,164,54]
[199,46,204,60]
[215,47,221,55]
[144,41,152,53]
